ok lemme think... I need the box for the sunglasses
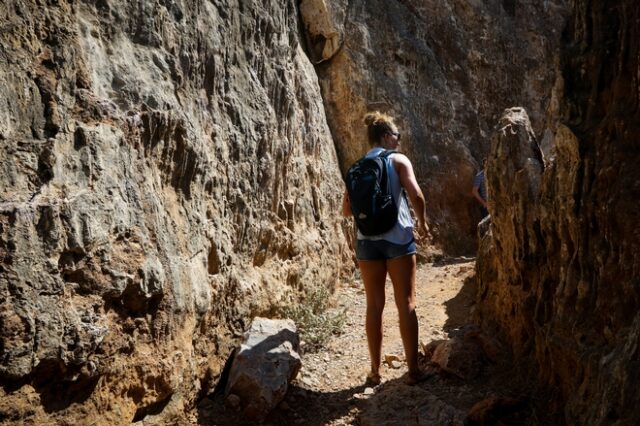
[388,131,401,140]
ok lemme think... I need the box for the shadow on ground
[197,363,543,426]
[443,273,478,334]
[197,382,369,425]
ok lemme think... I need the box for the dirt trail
[197,259,542,425]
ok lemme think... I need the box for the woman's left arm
[394,154,429,235]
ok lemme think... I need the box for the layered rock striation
[0,0,348,423]
[476,1,640,423]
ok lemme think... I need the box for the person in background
[471,158,489,218]
[342,111,430,386]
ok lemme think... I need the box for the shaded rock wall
[302,0,567,254]
[477,0,640,423]
[0,0,348,423]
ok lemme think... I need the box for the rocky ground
[195,258,551,425]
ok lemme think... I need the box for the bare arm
[341,189,352,217]
[393,154,429,235]
[471,186,488,208]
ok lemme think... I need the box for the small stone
[391,360,402,369]
[363,387,375,395]
[225,394,241,411]
[384,354,401,365]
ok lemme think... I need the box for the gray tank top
[356,147,415,244]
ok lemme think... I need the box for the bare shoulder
[391,153,413,171]
[391,152,411,163]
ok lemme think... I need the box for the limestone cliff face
[301,0,567,254]
[0,0,348,423]
[476,0,640,423]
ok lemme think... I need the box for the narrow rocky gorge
[304,0,567,253]
[0,0,638,424]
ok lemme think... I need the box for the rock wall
[476,0,640,423]
[301,0,567,254]
[4,0,633,423]
[0,0,349,423]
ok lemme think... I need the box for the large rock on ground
[423,326,501,380]
[224,317,301,420]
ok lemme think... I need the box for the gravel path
[197,258,547,425]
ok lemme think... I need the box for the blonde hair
[363,111,396,146]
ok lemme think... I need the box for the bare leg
[387,254,420,377]
[358,259,387,379]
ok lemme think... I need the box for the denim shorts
[356,238,416,261]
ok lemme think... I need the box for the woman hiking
[342,111,430,385]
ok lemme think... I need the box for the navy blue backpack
[345,150,397,236]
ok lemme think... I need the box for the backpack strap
[378,150,397,178]
[378,150,408,202]
[375,150,395,203]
